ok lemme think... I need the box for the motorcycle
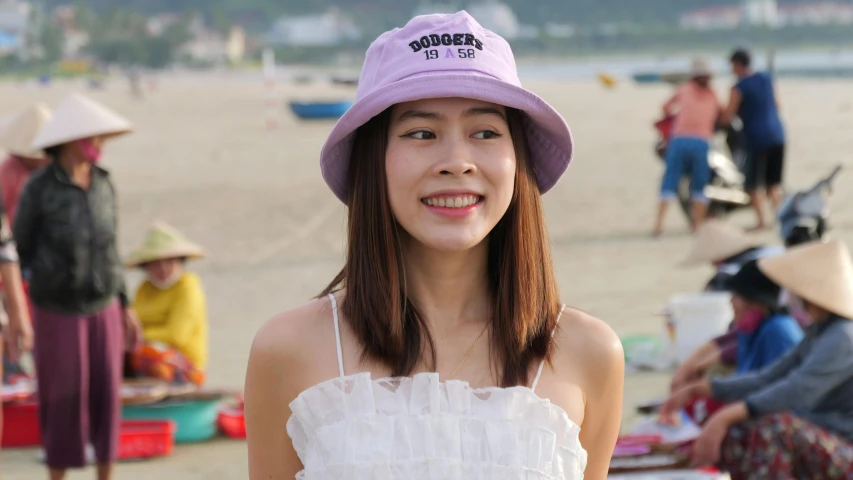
[777,164,843,247]
[654,116,752,227]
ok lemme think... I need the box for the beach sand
[1,72,852,478]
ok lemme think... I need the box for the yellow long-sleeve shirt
[133,272,208,370]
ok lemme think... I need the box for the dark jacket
[13,163,128,315]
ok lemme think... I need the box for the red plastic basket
[1,400,41,448]
[217,405,246,439]
[118,420,177,460]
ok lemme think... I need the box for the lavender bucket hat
[320,11,574,204]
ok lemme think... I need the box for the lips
[421,194,483,208]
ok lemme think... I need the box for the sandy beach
[1,71,852,478]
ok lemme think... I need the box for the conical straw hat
[125,222,205,268]
[0,103,53,158]
[680,220,761,267]
[30,93,132,150]
[758,240,853,319]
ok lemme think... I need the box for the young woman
[245,12,623,480]
[661,240,853,478]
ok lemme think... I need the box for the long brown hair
[321,106,562,387]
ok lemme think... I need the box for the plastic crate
[1,400,41,447]
[119,420,177,460]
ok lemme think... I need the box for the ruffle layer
[287,372,587,479]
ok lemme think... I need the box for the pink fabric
[665,83,721,140]
[319,11,573,204]
[0,155,38,226]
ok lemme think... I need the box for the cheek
[384,144,421,215]
[487,150,517,202]
[731,296,746,315]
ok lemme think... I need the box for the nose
[436,133,477,177]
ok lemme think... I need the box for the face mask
[735,309,765,334]
[789,296,812,327]
[75,138,103,163]
[147,269,182,290]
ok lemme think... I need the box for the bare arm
[662,89,680,116]
[671,340,722,391]
[245,312,304,479]
[719,86,742,126]
[571,312,625,480]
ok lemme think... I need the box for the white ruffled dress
[286,295,588,479]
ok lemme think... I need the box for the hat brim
[319,72,573,204]
[125,249,205,269]
[33,128,132,151]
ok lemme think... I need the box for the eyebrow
[395,106,507,124]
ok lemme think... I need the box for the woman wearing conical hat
[125,222,208,387]
[662,240,853,477]
[12,93,139,479]
[670,220,787,392]
[0,102,52,225]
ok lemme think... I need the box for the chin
[410,229,489,253]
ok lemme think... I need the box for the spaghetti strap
[531,304,566,393]
[328,293,345,377]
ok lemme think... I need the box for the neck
[401,236,491,335]
[58,150,92,185]
[738,68,753,79]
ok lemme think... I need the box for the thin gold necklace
[449,323,489,379]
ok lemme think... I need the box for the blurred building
[413,2,458,17]
[680,1,853,30]
[743,0,779,27]
[0,0,30,57]
[266,8,361,47]
[467,1,520,39]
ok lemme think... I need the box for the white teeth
[423,195,481,208]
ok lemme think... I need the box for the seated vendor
[126,222,208,386]
[671,260,803,422]
[661,240,853,478]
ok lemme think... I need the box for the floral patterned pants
[720,412,853,479]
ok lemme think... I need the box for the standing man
[721,48,786,231]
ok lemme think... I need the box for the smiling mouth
[421,194,484,208]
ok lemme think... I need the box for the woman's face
[731,292,764,319]
[68,135,105,163]
[385,98,517,253]
[144,258,182,284]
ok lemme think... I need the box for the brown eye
[404,130,436,140]
[473,130,502,139]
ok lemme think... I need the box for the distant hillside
[46,1,853,29]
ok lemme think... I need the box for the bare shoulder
[553,307,624,395]
[246,296,337,479]
[247,295,338,399]
[556,307,623,368]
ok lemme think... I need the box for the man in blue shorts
[721,48,786,231]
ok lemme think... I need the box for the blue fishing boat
[631,72,662,84]
[288,101,353,120]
